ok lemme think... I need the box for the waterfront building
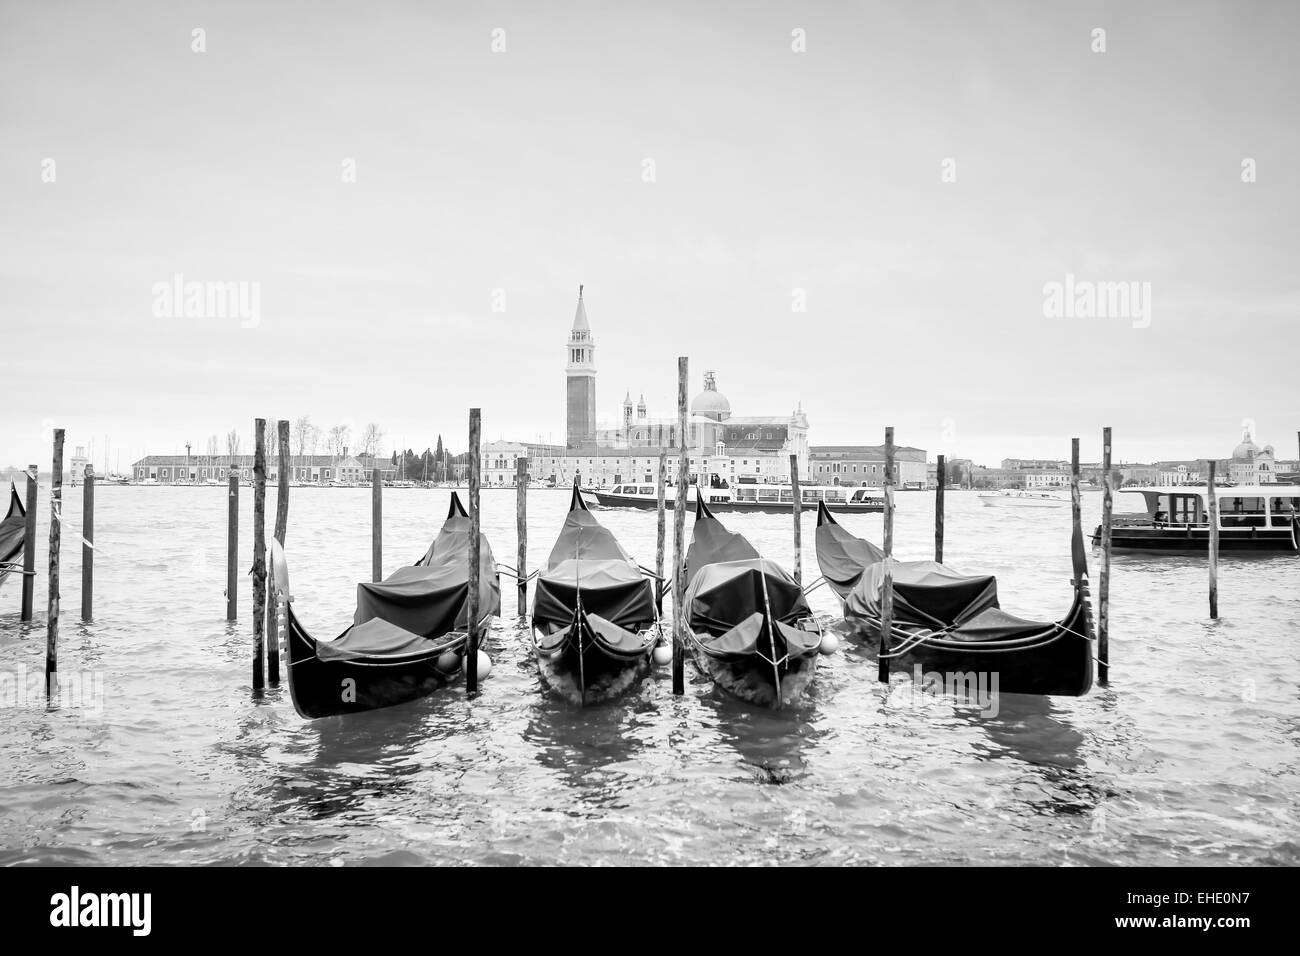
[131,450,396,484]
[808,445,927,488]
[492,294,812,489]
[1024,472,1072,490]
[1227,429,1277,485]
[70,446,89,485]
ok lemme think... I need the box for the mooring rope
[49,498,104,556]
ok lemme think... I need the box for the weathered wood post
[466,408,482,693]
[274,420,290,545]
[655,449,667,614]
[267,419,289,685]
[251,419,267,690]
[371,467,382,582]
[878,427,895,683]
[81,465,94,621]
[1098,427,1113,684]
[1208,462,1219,619]
[226,474,238,621]
[934,454,945,563]
[516,457,528,616]
[47,429,64,697]
[21,464,37,620]
[790,453,802,585]
[672,357,689,695]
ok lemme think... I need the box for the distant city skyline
[2,2,1297,470]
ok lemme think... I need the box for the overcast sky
[2,0,1297,470]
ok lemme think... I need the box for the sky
[1,0,1297,470]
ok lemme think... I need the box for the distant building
[1228,429,1276,484]
[1024,472,1072,489]
[131,449,396,484]
[809,445,927,487]
[70,446,89,485]
[565,286,597,449]
[1157,464,1201,486]
[1001,458,1067,471]
[491,292,812,489]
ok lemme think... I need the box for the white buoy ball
[462,650,493,680]
[435,651,461,673]
[652,644,673,666]
[819,633,839,655]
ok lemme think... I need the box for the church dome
[1232,434,1260,460]
[691,370,731,421]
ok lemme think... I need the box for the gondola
[682,497,821,709]
[0,483,26,590]
[271,493,501,719]
[814,501,1094,697]
[531,483,659,704]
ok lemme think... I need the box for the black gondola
[271,493,500,719]
[814,501,1094,697]
[531,483,659,705]
[0,483,25,590]
[682,497,821,709]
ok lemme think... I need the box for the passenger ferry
[978,489,1068,508]
[1094,485,1300,553]
[592,479,884,514]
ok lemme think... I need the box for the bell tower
[565,285,597,449]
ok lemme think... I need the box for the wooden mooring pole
[466,408,482,693]
[371,468,382,582]
[672,357,689,696]
[1208,462,1219,619]
[878,426,895,684]
[251,419,267,690]
[1098,427,1113,684]
[935,454,945,563]
[267,419,289,685]
[21,464,37,620]
[47,429,64,697]
[81,465,94,621]
[790,453,802,585]
[655,449,667,614]
[226,474,238,621]
[516,457,528,616]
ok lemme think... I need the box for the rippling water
[1,485,1297,866]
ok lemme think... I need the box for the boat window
[639,486,654,495]
[737,487,757,500]
[1170,495,1201,526]
[1270,497,1300,526]
[1219,496,1267,528]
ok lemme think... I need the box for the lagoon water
[1,485,1297,865]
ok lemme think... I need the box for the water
[1,485,1297,865]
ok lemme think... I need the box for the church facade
[481,288,812,488]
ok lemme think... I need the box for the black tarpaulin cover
[813,501,884,598]
[686,500,759,575]
[845,558,1002,632]
[334,494,500,655]
[686,558,811,635]
[684,500,816,660]
[532,487,655,636]
[315,616,437,661]
[0,483,25,589]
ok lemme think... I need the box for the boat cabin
[1120,485,1300,530]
